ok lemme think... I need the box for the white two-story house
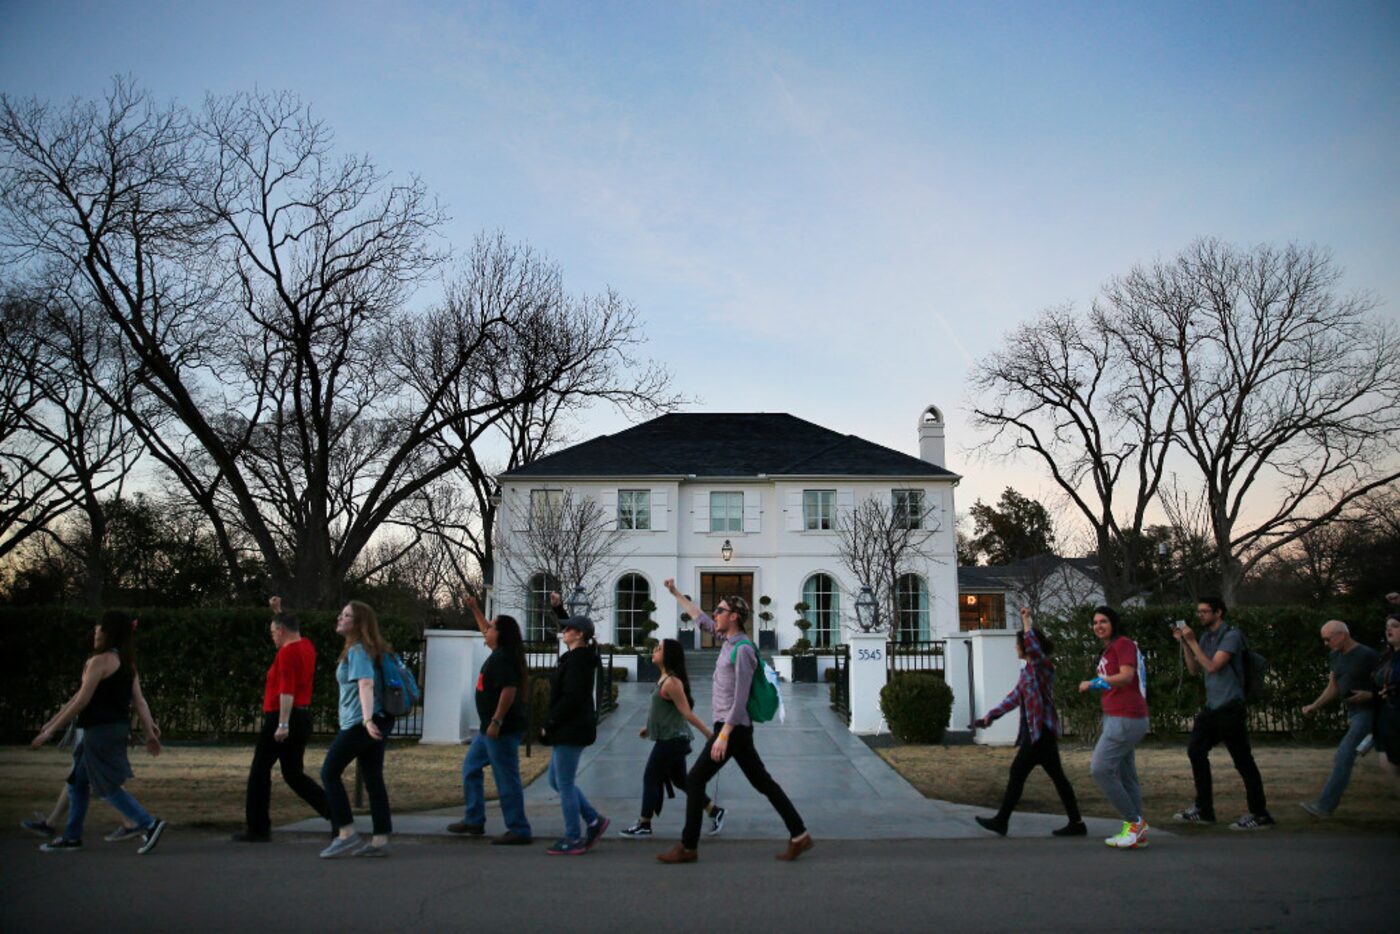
[490,407,960,651]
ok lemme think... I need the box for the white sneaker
[1104,819,1148,849]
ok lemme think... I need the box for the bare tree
[494,489,632,640]
[969,305,1178,604]
[1106,239,1400,602]
[834,491,941,638]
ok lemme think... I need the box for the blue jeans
[1317,707,1374,813]
[321,716,393,835]
[65,763,153,842]
[462,731,530,837]
[547,744,598,843]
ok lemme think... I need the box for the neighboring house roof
[500,412,958,479]
[958,554,1103,591]
[957,566,1014,591]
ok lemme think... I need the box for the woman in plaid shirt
[974,606,1086,837]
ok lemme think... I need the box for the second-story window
[530,488,564,527]
[803,489,836,530]
[893,489,925,530]
[618,489,651,530]
[710,491,743,532]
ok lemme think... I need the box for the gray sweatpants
[1091,715,1148,822]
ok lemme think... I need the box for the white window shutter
[511,489,527,532]
[784,489,802,532]
[694,491,710,533]
[652,489,669,532]
[743,498,760,533]
[567,489,583,529]
[837,489,855,515]
[601,489,618,531]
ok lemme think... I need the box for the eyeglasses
[714,606,731,616]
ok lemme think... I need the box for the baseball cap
[559,616,595,639]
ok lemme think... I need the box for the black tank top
[77,650,133,727]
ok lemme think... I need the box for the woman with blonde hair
[320,600,395,858]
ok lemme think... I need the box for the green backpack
[730,638,780,723]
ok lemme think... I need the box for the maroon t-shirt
[1097,636,1148,718]
[263,638,317,712]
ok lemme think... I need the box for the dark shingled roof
[500,413,957,479]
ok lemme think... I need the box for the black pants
[322,714,394,835]
[1188,703,1268,817]
[996,732,1082,823]
[682,723,804,850]
[641,736,710,820]
[245,708,329,835]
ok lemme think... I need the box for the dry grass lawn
[878,740,1400,833]
[2,741,549,830]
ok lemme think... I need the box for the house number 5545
[857,648,883,661]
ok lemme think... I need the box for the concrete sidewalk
[282,679,1132,843]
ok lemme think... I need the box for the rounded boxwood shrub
[880,671,953,744]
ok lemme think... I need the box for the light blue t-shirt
[336,643,385,730]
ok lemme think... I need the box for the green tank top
[646,676,692,742]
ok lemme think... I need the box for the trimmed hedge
[0,605,420,740]
[1039,604,1386,739]
[880,671,954,744]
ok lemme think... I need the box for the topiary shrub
[880,671,953,744]
[609,666,629,682]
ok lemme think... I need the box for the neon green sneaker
[1105,819,1148,849]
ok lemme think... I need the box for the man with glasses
[656,580,812,863]
[1299,620,1379,818]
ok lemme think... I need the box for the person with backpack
[657,580,811,864]
[619,638,727,839]
[541,611,608,855]
[1171,597,1273,830]
[1079,604,1150,850]
[29,612,168,855]
[320,600,395,858]
[448,594,533,846]
[234,596,331,843]
[973,606,1086,838]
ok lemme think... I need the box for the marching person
[448,594,533,846]
[619,638,727,839]
[657,579,811,864]
[974,606,1085,837]
[1079,605,1150,850]
[30,612,168,855]
[21,785,139,843]
[320,600,395,858]
[541,606,608,855]
[1171,597,1273,830]
[1299,619,1380,818]
[234,597,330,842]
[1357,614,1400,797]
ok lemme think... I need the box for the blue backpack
[379,653,421,716]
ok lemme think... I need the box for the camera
[1171,620,1186,630]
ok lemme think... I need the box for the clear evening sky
[3,1,1397,528]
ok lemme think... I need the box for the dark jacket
[543,644,599,747]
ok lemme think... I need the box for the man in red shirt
[233,597,330,842]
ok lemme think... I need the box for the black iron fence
[830,644,850,724]
[887,639,947,677]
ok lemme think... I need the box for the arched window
[525,572,562,642]
[803,573,841,648]
[614,573,651,647]
[895,574,929,643]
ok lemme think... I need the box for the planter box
[771,655,793,682]
[791,654,818,683]
[758,630,777,651]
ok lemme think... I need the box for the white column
[847,631,888,734]
[968,630,1022,746]
[420,629,485,744]
[944,634,974,734]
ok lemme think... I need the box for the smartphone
[1171,620,1186,630]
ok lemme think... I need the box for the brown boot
[776,832,813,861]
[656,843,698,864]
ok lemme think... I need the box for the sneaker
[137,818,167,855]
[1299,801,1332,819]
[491,831,533,846]
[1052,820,1088,837]
[1172,806,1215,824]
[1105,819,1148,849]
[656,842,698,864]
[39,837,83,852]
[708,805,726,836]
[584,816,610,851]
[545,837,588,856]
[229,830,271,843]
[974,815,1008,836]
[619,821,653,838]
[353,841,390,857]
[320,832,363,859]
[446,821,485,836]
[1356,734,1374,757]
[21,812,56,838]
[1228,813,1275,831]
[109,825,146,842]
